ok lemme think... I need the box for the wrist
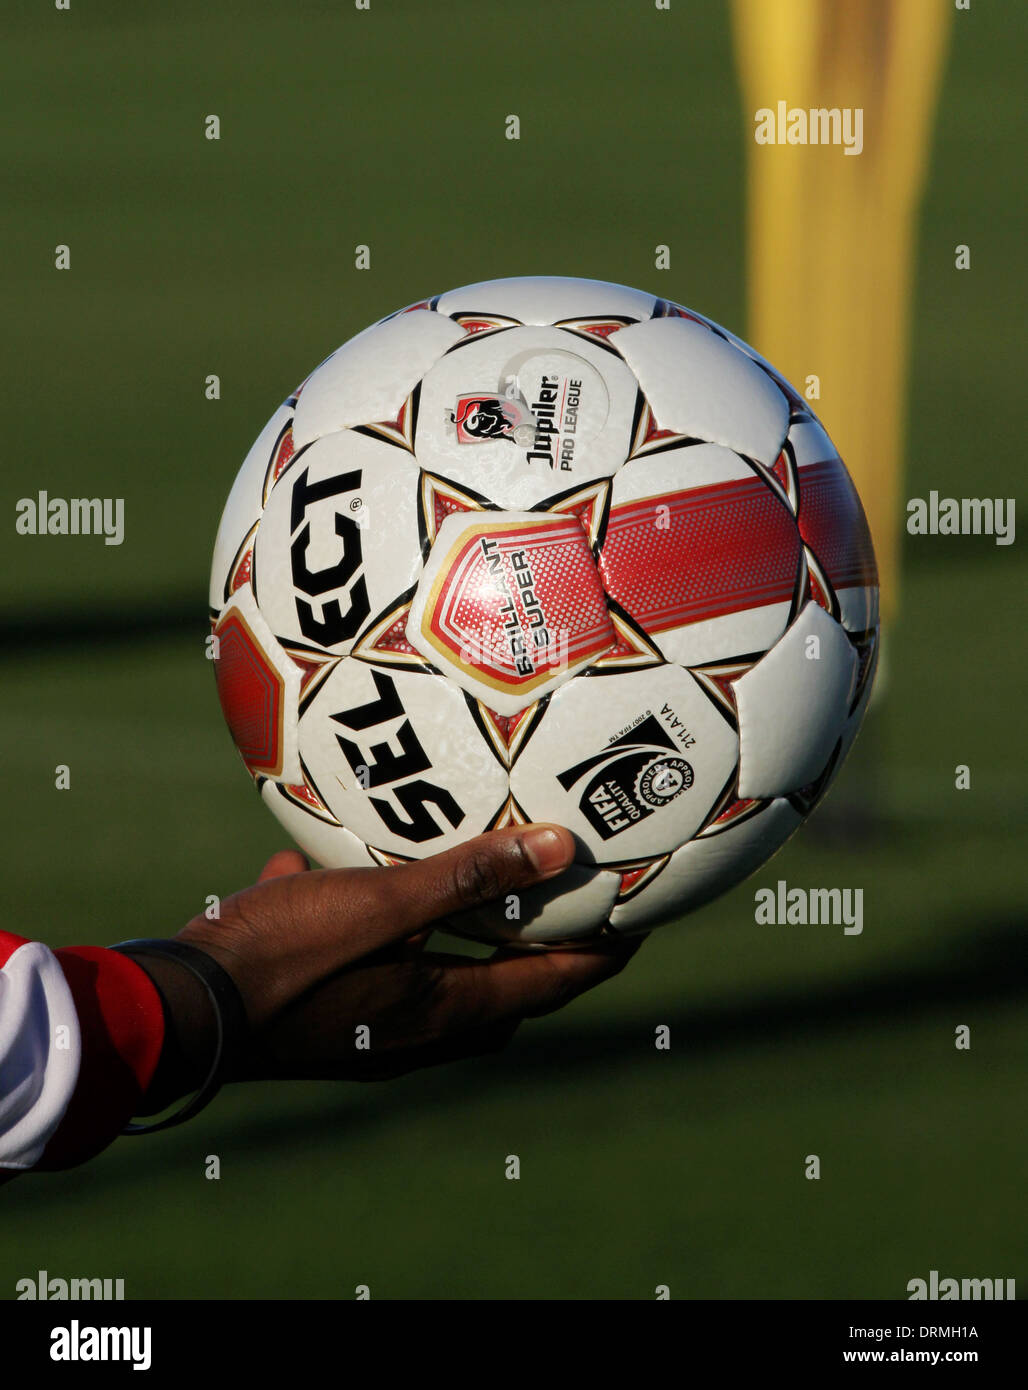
[129,952,219,1113]
[109,939,249,1131]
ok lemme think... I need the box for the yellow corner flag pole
[731,0,951,623]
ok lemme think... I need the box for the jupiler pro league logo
[557,714,694,840]
[447,360,593,471]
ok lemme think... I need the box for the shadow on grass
[0,596,205,655]
[13,913,1024,1207]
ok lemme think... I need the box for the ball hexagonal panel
[416,324,639,509]
[254,430,422,656]
[613,317,790,464]
[297,660,508,858]
[511,665,739,864]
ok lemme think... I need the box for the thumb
[180,825,577,1026]
[361,823,576,949]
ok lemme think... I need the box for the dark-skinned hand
[137,824,641,1109]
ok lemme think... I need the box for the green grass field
[1,1,1024,1299]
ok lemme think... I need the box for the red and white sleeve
[0,932,165,1177]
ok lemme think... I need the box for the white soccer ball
[210,277,879,945]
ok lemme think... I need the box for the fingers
[391,824,575,918]
[301,824,576,962]
[434,934,645,1031]
[257,850,310,883]
[185,827,579,1027]
[236,929,643,1083]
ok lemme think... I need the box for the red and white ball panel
[209,403,293,610]
[613,318,790,465]
[415,326,638,510]
[607,797,803,933]
[510,665,739,864]
[788,417,879,634]
[253,431,422,656]
[407,509,616,716]
[291,309,464,449]
[453,864,622,946]
[258,781,377,869]
[435,275,658,326]
[212,585,303,786]
[733,601,858,799]
[599,446,802,667]
[296,661,509,858]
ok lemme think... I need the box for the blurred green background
[2,0,1023,1299]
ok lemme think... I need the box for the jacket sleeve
[0,932,165,1179]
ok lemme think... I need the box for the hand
[139,825,641,1104]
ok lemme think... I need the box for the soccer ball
[210,277,878,945]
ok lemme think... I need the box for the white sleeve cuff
[0,941,82,1169]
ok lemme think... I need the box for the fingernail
[519,826,572,878]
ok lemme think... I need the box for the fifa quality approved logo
[557,714,694,839]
